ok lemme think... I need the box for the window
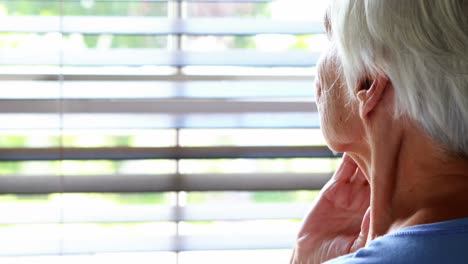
[0,0,334,263]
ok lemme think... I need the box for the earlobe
[357,76,390,119]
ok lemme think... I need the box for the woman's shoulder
[326,217,468,264]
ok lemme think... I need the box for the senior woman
[291,0,468,263]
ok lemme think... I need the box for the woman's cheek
[320,113,336,150]
[318,93,347,152]
[315,81,323,103]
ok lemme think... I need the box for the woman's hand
[290,155,371,264]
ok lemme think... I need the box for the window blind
[0,0,335,263]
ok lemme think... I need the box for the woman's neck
[349,121,468,242]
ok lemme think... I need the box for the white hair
[329,0,468,156]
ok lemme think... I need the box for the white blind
[0,0,335,263]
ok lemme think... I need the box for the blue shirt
[328,217,468,264]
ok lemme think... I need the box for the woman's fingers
[332,154,358,182]
[354,167,369,185]
[291,154,371,264]
[328,156,370,211]
[349,206,371,253]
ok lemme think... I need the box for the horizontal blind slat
[0,202,316,223]
[0,80,315,99]
[0,173,331,193]
[0,74,315,81]
[0,234,293,256]
[0,146,336,161]
[0,50,321,67]
[72,0,275,2]
[0,100,317,114]
[0,113,321,129]
[8,0,275,2]
[0,17,323,35]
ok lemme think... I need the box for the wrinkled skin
[290,155,370,264]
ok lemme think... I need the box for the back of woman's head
[329,0,468,156]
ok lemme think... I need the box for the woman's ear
[356,75,390,119]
